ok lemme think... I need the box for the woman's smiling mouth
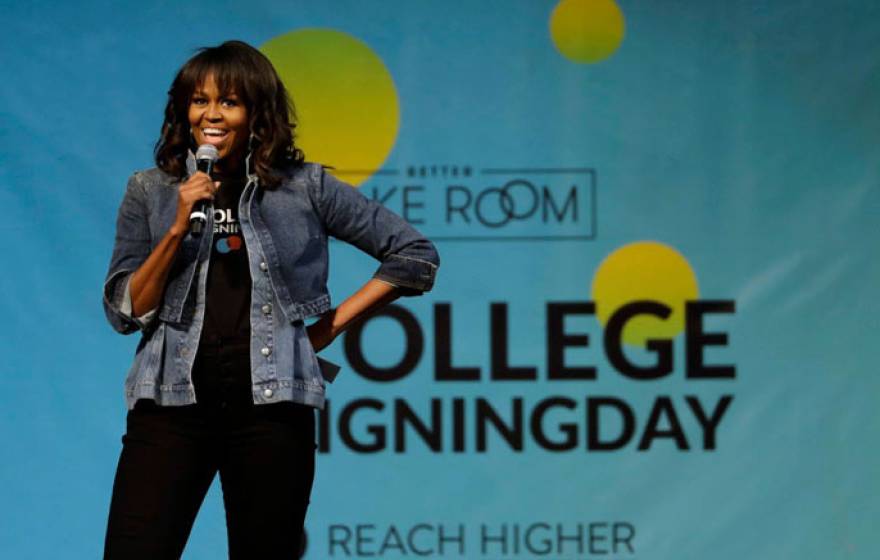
[201,127,229,145]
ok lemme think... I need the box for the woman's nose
[204,103,222,120]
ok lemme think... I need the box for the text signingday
[316,300,736,454]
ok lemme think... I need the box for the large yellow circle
[591,241,699,347]
[550,0,625,64]
[261,29,400,186]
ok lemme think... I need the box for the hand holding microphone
[171,145,220,237]
[186,144,220,236]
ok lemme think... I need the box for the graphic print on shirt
[213,207,243,254]
[202,178,252,345]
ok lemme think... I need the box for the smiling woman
[188,75,250,172]
[101,40,439,559]
[153,40,306,189]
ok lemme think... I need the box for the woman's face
[188,73,249,172]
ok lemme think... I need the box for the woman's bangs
[181,55,248,103]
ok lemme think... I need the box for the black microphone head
[195,144,219,174]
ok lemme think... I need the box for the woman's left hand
[305,280,400,355]
[306,312,337,353]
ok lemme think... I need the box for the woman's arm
[309,167,440,295]
[304,165,439,352]
[127,227,186,317]
[127,172,219,316]
[307,278,401,352]
[104,170,219,331]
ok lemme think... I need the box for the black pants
[103,341,316,559]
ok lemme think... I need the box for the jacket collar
[185,147,258,185]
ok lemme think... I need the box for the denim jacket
[103,151,439,410]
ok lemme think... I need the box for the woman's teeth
[202,128,228,137]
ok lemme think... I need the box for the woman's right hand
[170,172,220,235]
[128,172,219,317]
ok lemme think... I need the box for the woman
[101,40,439,559]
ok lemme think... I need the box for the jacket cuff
[373,254,438,295]
[373,277,399,288]
[103,269,156,334]
[372,276,422,297]
[121,276,158,328]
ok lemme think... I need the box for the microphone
[189,144,219,236]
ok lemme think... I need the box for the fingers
[176,177,223,226]
[180,176,219,201]
[172,175,224,231]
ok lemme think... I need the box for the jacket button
[259,261,268,271]
[261,347,272,356]
[261,304,272,315]
[263,388,273,398]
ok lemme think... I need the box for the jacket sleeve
[311,167,439,295]
[102,172,159,334]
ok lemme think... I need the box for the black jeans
[103,341,316,559]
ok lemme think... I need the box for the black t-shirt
[199,172,252,346]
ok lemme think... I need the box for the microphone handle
[190,202,208,235]
[189,159,215,236]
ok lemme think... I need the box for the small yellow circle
[550,0,625,64]
[591,241,699,347]
[261,29,400,186]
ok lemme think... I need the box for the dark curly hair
[154,40,305,189]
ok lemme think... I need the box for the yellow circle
[261,29,400,186]
[591,241,699,347]
[550,0,625,64]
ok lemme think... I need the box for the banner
[1,1,877,558]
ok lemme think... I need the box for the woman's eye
[190,97,237,108]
